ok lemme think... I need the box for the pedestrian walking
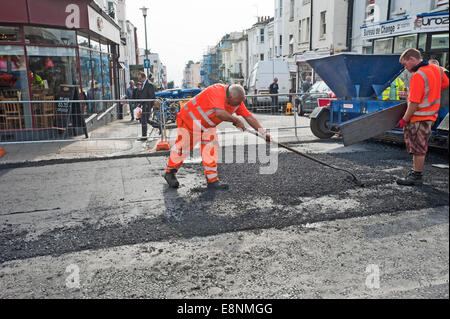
[126,80,136,121]
[164,84,271,190]
[269,78,279,114]
[396,48,449,186]
[137,72,155,140]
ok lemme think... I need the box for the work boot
[207,181,229,191]
[164,170,180,188]
[397,171,423,186]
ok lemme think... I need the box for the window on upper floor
[260,29,265,43]
[306,17,310,40]
[320,11,327,38]
[279,35,283,54]
[279,0,283,17]
[299,19,303,42]
[289,35,294,56]
[290,0,295,21]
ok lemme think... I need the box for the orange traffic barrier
[0,147,5,158]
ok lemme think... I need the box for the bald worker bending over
[164,84,271,190]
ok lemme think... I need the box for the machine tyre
[310,109,334,139]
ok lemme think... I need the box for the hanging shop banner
[413,12,449,33]
[361,17,413,40]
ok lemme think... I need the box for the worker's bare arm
[403,102,419,122]
[245,115,271,142]
[215,109,245,130]
[244,115,264,132]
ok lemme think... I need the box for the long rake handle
[246,129,363,186]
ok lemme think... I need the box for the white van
[246,61,290,108]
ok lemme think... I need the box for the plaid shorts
[403,120,434,155]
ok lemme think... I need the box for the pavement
[0,119,448,298]
[0,113,304,166]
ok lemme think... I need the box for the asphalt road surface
[0,138,448,298]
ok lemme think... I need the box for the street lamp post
[140,6,150,78]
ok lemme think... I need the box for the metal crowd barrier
[0,94,310,144]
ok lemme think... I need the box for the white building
[247,17,273,77]
[230,32,248,86]
[289,0,349,86]
[183,61,201,88]
[274,0,285,60]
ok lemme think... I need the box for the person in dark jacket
[269,78,279,113]
[126,80,136,121]
[137,72,155,140]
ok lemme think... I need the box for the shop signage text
[361,13,449,40]
[361,18,412,40]
[413,13,449,33]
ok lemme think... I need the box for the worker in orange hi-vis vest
[164,84,271,190]
[397,49,449,186]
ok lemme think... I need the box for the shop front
[361,12,449,68]
[0,0,121,141]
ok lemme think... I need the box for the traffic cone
[286,103,293,115]
[156,140,171,151]
[0,147,5,158]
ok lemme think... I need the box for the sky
[126,0,274,87]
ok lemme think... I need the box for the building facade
[292,0,350,85]
[247,17,273,79]
[0,0,123,140]
[182,60,201,89]
[201,46,219,86]
[353,0,449,69]
[230,32,248,86]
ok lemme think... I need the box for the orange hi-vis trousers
[166,117,219,184]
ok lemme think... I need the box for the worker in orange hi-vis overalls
[164,84,271,190]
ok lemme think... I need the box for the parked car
[295,81,335,116]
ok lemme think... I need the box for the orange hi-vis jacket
[177,84,252,132]
[409,63,449,123]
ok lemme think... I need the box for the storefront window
[418,33,427,51]
[394,34,417,53]
[79,48,92,95]
[77,34,90,48]
[102,53,111,102]
[90,39,100,52]
[431,33,449,50]
[0,26,22,42]
[374,38,393,54]
[24,27,76,46]
[91,50,104,112]
[27,46,79,127]
[0,45,29,129]
[100,43,108,53]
